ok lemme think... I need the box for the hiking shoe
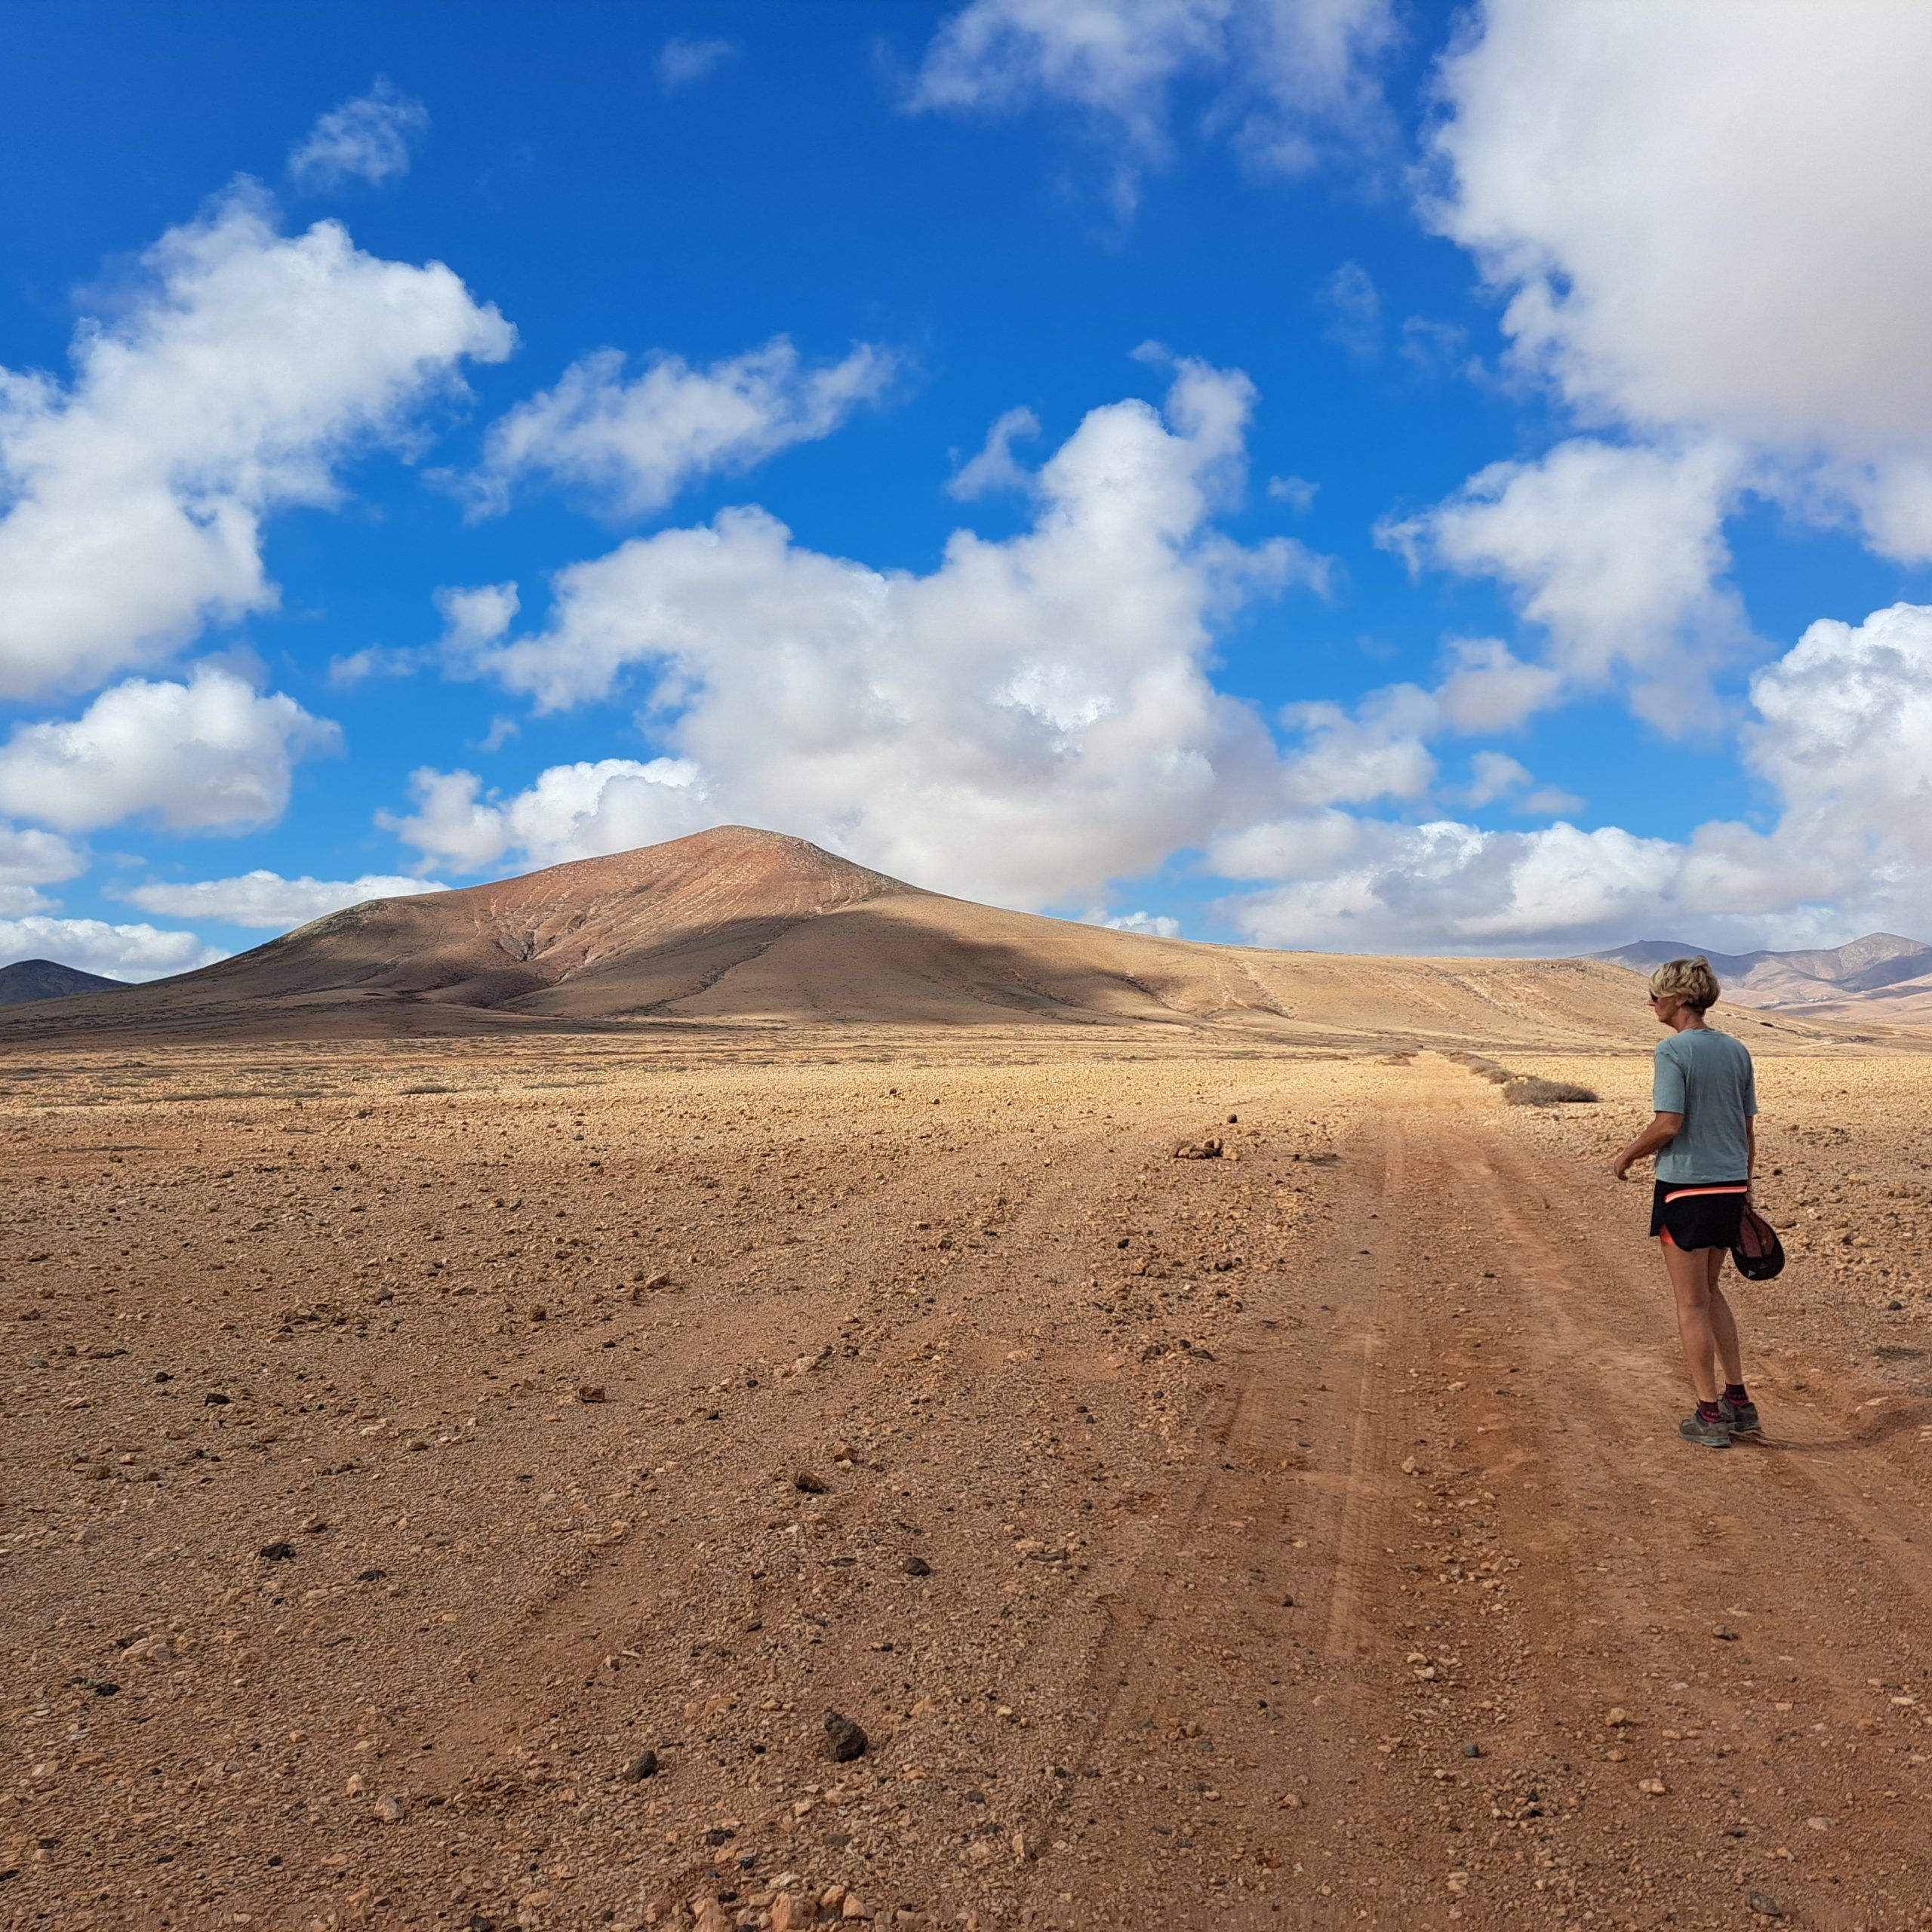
[1719,1398,1762,1438]
[1679,1411,1731,1448]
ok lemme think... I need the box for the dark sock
[1696,1399,1723,1423]
[1723,1383,1749,1405]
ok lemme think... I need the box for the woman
[1611,955,1763,1448]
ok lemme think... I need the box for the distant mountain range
[0,958,130,1006]
[1589,933,1932,1016]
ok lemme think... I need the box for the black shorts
[1650,1180,1749,1251]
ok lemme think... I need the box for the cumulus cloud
[1102,909,1182,937]
[657,36,737,91]
[1463,749,1529,808]
[0,915,223,980]
[378,759,709,875]
[1406,0,1932,688]
[1382,438,1746,718]
[1430,638,1560,734]
[0,823,85,917]
[288,78,429,192]
[440,359,1327,907]
[120,869,445,930]
[0,665,339,834]
[0,188,512,702]
[909,0,1398,209]
[469,338,895,518]
[1217,601,1932,954]
[947,405,1041,499]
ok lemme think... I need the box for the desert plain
[4,1005,1932,1932]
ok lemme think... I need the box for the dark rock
[823,1711,868,1762]
[903,1555,933,1577]
[621,1751,659,1782]
[1747,1891,1784,1920]
[357,1567,388,1582]
[794,1469,829,1494]
[703,1826,736,1846]
[1172,1137,1223,1160]
[1462,1742,1481,1758]
[257,1540,297,1561]
[204,1391,230,1405]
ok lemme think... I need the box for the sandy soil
[4,1031,1931,1931]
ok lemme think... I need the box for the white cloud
[0,665,339,834]
[1102,909,1181,937]
[1414,0,1932,635]
[327,645,420,687]
[469,338,894,518]
[1463,749,1528,808]
[378,759,709,875]
[947,405,1041,499]
[0,915,223,981]
[447,358,1326,907]
[288,78,429,191]
[1267,473,1317,512]
[0,188,512,701]
[120,869,445,930]
[1217,601,1932,953]
[657,36,738,91]
[1518,786,1583,817]
[1318,260,1380,359]
[909,0,1398,209]
[1430,637,1560,734]
[0,823,85,917]
[1279,685,1436,808]
[1383,438,1746,718]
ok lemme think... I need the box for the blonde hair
[1648,955,1720,1011]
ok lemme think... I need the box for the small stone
[576,1384,607,1404]
[257,1540,297,1561]
[903,1555,932,1577]
[794,1469,829,1494]
[771,1897,802,1932]
[824,1710,868,1762]
[1461,1742,1481,1758]
[1806,1814,1832,1832]
[204,1391,230,1406]
[1746,1890,1784,1919]
[1713,1624,1739,1641]
[842,1898,869,1921]
[1638,1776,1666,1795]
[1605,1706,1629,1727]
[372,1794,404,1823]
[621,1751,659,1782]
[1172,1137,1223,1161]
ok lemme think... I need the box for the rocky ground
[2,1030,1930,1930]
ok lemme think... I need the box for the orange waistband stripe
[1663,1184,1749,1202]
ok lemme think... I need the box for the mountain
[0,958,131,1006]
[1589,934,1932,1009]
[0,824,1699,1050]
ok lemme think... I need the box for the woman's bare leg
[1662,1237,1720,1402]
[1706,1247,1744,1389]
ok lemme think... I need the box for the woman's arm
[1611,1111,1683,1180]
[1746,1115,1756,1181]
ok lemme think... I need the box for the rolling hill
[0,824,1719,1051]
[0,958,131,1006]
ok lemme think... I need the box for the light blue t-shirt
[1653,1027,1757,1184]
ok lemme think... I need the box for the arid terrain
[5,1017,1932,1932]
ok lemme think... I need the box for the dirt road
[4,1039,1930,1930]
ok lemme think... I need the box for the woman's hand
[1611,1152,1633,1181]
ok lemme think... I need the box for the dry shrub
[1503,1075,1598,1107]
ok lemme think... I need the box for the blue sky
[4,1,1932,978]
